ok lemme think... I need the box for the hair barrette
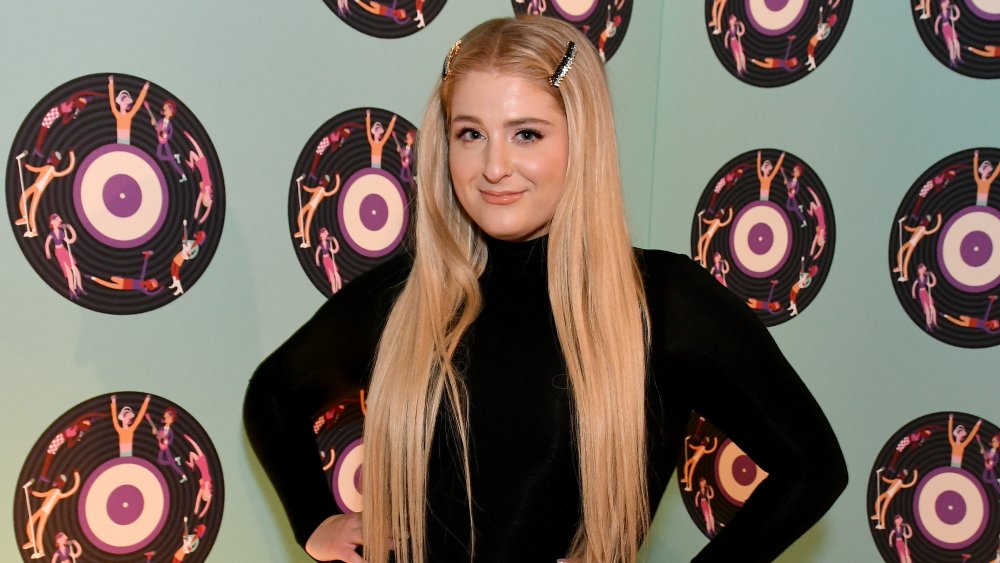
[442,40,462,80]
[548,41,577,88]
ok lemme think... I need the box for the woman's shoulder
[633,247,702,285]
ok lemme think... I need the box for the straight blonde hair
[362,16,650,563]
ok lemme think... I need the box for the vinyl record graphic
[888,148,1000,348]
[865,412,1000,562]
[705,0,852,87]
[910,0,1000,78]
[676,414,768,539]
[510,0,632,62]
[6,73,225,314]
[691,149,836,326]
[324,0,446,38]
[314,389,367,513]
[288,107,416,296]
[13,392,224,563]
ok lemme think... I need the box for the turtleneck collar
[483,233,549,281]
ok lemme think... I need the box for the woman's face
[448,71,569,242]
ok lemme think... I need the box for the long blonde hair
[362,16,649,563]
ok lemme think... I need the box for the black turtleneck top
[244,236,847,562]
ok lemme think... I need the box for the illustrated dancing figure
[183,131,214,224]
[38,412,106,483]
[708,0,727,35]
[308,125,354,180]
[21,471,81,560]
[315,227,343,294]
[15,150,76,238]
[183,434,215,518]
[806,9,837,71]
[32,90,104,158]
[44,214,85,299]
[295,173,341,249]
[935,0,962,67]
[145,100,187,182]
[949,413,982,469]
[89,251,162,295]
[516,0,547,16]
[943,295,1000,333]
[893,213,942,282]
[977,433,1000,497]
[911,263,938,330]
[366,109,397,169]
[788,262,818,317]
[598,5,622,63]
[706,164,747,215]
[50,531,83,563]
[968,44,1000,58]
[168,220,206,296]
[886,425,940,477]
[871,468,918,530]
[392,129,415,185]
[888,514,913,563]
[695,477,718,538]
[111,394,151,457]
[694,208,733,268]
[681,434,718,492]
[915,0,932,20]
[354,0,409,24]
[747,279,782,314]
[751,35,800,72]
[781,164,808,226]
[911,164,964,221]
[108,75,149,145]
[806,187,827,260]
[974,150,1000,206]
[710,252,730,287]
[724,15,748,76]
[172,517,206,562]
[146,407,187,483]
[757,150,786,201]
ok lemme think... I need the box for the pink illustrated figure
[44,214,84,300]
[295,173,341,249]
[108,75,149,145]
[806,187,827,260]
[888,514,913,563]
[366,109,397,169]
[315,228,343,294]
[38,412,106,483]
[50,531,83,563]
[756,150,786,201]
[724,15,747,76]
[935,0,963,67]
[308,125,354,180]
[695,477,718,538]
[15,150,76,238]
[111,394,151,457]
[21,471,81,560]
[710,252,730,287]
[894,214,942,282]
[911,263,938,331]
[33,90,104,158]
[183,131,214,224]
[183,434,215,518]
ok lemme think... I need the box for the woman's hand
[305,513,365,562]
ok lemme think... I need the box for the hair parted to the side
[362,16,650,563]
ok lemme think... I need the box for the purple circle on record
[935,489,967,524]
[748,223,775,254]
[360,193,389,231]
[937,205,1000,292]
[745,0,808,36]
[961,231,993,268]
[103,174,143,218]
[732,455,758,486]
[913,467,989,550]
[106,484,145,526]
[550,0,600,22]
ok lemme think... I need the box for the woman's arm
[643,251,847,562]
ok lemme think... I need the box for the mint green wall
[1,1,994,561]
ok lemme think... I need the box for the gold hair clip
[442,39,462,80]
[548,41,577,88]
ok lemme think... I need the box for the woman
[44,214,84,300]
[245,16,846,563]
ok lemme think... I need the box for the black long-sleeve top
[244,235,848,562]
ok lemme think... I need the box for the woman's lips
[479,190,524,205]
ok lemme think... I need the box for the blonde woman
[245,16,846,563]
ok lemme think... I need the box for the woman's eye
[514,129,543,144]
[457,128,482,142]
